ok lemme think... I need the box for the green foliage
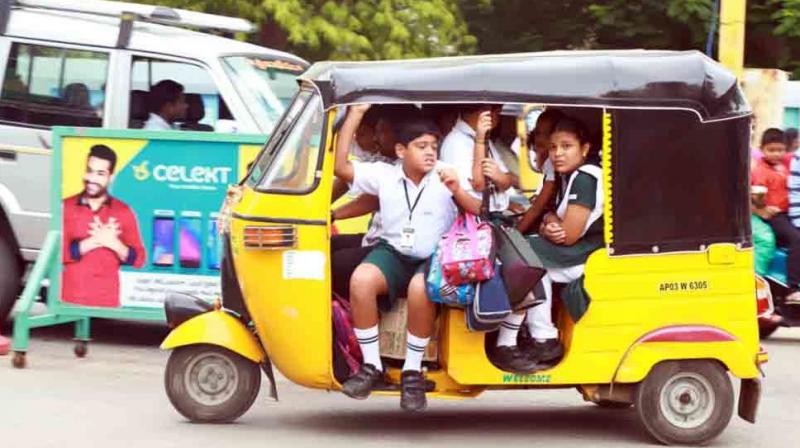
[119,0,800,76]
[261,0,476,60]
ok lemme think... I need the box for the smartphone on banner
[151,210,175,267]
[179,211,202,269]
[207,213,221,270]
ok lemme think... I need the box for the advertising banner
[56,129,263,309]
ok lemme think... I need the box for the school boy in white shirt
[334,104,478,412]
[440,104,517,213]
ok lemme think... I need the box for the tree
[260,0,476,61]
[459,0,593,53]
[464,0,800,77]
[128,0,476,61]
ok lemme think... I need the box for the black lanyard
[402,180,425,221]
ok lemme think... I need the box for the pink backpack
[439,213,495,286]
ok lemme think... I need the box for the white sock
[496,313,525,347]
[354,325,382,371]
[402,332,430,372]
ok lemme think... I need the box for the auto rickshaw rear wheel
[635,360,733,446]
[165,344,261,423]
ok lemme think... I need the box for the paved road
[1,320,798,448]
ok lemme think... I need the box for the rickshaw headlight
[754,275,774,317]
[242,225,297,249]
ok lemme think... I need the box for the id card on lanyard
[401,180,425,251]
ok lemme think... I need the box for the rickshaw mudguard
[160,310,264,364]
[612,326,760,383]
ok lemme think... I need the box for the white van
[0,0,308,320]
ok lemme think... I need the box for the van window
[129,57,224,130]
[0,42,108,127]
[222,56,303,133]
[252,91,324,192]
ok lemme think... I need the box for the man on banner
[62,145,146,307]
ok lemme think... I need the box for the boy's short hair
[88,144,117,173]
[459,103,500,115]
[785,127,798,144]
[538,108,565,127]
[761,128,785,146]
[394,118,441,146]
[148,80,184,113]
[360,106,381,128]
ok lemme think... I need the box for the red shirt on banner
[62,194,146,307]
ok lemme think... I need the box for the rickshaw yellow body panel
[440,245,761,386]
[228,111,338,390]
[160,311,264,364]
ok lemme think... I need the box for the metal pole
[718,0,746,79]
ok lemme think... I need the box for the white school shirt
[143,113,172,131]
[351,160,458,259]
[530,152,556,182]
[347,142,395,247]
[440,118,510,212]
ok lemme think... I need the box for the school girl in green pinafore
[525,116,604,364]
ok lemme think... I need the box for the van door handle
[0,150,17,161]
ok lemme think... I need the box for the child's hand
[543,222,566,244]
[481,158,502,182]
[349,103,371,115]
[764,206,781,219]
[438,168,460,193]
[476,111,493,139]
[542,212,560,226]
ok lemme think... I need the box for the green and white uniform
[527,164,604,340]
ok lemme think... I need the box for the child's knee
[406,273,427,300]
[350,264,386,296]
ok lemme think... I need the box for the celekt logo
[131,161,232,185]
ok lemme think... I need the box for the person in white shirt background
[143,80,188,131]
[439,104,518,213]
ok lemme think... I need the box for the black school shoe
[342,364,385,400]
[490,345,541,374]
[523,338,564,367]
[400,370,428,412]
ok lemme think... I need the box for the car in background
[0,0,309,321]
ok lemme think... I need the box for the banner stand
[11,231,165,368]
[10,128,264,368]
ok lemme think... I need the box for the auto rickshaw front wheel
[165,344,261,423]
[635,360,733,446]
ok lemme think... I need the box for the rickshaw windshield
[246,90,325,193]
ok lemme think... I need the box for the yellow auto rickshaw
[160,50,770,445]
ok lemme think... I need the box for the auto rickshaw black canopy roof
[300,50,750,121]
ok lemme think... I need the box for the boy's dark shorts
[362,241,426,312]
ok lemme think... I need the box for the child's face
[375,118,396,158]
[533,117,556,155]
[355,123,377,154]
[762,142,787,165]
[549,130,589,173]
[397,134,439,174]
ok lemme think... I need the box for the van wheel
[0,231,22,324]
[165,344,261,423]
[635,360,733,445]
